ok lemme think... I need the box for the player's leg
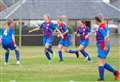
[43,37,52,63]
[47,46,53,54]
[2,43,9,65]
[77,45,91,62]
[45,43,52,62]
[62,46,79,58]
[58,44,63,62]
[14,47,20,64]
[4,49,10,65]
[78,40,92,62]
[46,38,54,54]
[46,37,56,59]
[58,39,64,62]
[63,39,79,58]
[97,58,105,81]
[47,46,56,59]
[97,47,119,81]
[9,42,20,64]
[103,47,119,80]
[104,63,119,80]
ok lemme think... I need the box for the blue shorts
[43,37,52,46]
[2,42,16,50]
[59,39,70,47]
[97,42,110,59]
[80,40,89,48]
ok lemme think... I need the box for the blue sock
[15,50,20,61]
[104,63,115,73]
[48,47,53,54]
[45,51,51,60]
[98,66,104,79]
[68,50,76,53]
[58,51,63,61]
[80,50,88,58]
[5,50,9,63]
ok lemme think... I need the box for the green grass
[0,46,120,82]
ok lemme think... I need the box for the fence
[1,20,120,46]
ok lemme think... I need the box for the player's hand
[85,35,89,39]
[104,47,108,52]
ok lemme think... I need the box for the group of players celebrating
[0,15,119,81]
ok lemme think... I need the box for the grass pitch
[0,46,120,82]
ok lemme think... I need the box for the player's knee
[78,46,85,51]
[58,45,62,50]
[45,44,49,49]
[98,59,105,66]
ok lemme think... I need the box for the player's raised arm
[12,34,16,47]
[28,27,39,33]
[11,27,16,47]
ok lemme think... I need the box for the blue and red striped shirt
[76,25,90,40]
[58,23,70,40]
[39,22,56,38]
[96,23,109,49]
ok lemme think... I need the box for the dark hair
[85,20,91,28]
[7,22,11,26]
[95,16,102,23]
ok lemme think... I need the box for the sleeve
[54,24,59,30]
[50,23,58,31]
[63,25,68,32]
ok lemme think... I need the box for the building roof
[0,3,6,12]
[2,0,19,7]
[0,0,120,20]
[111,0,120,9]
